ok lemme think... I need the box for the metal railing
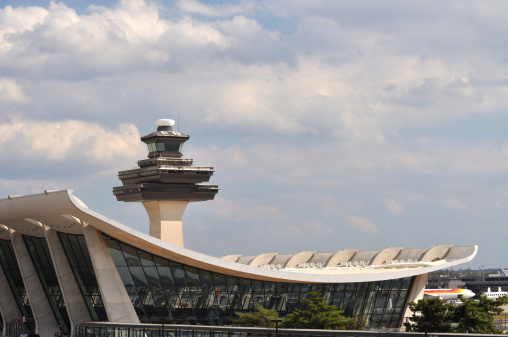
[75,322,508,337]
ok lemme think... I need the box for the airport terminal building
[0,120,477,337]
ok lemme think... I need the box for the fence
[75,322,508,337]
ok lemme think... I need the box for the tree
[282,291,365,330]
[405,294,508,334]
[232,303,281,327]
[453,294,508,334]
[403,297,454,333]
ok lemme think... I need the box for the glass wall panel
[155,143,165,152]
[104,239,127,267]
[198,270,215,310]
[274,283,287,312]
[0,240,33,318]
[102,234,413,328]
[58,233,107,321]
[138,251,156,267]
[22,236,70,333]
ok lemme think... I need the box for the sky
[1,0,507,270]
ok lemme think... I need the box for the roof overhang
[0,190,477,283]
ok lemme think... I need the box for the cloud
[345,215,378,234]
[384,198,405,214]
[303,220,333,235]
[0,1,291,80]
[0,1,171,77]
[0,0,508,267]
[201,195,292,223]
[0,116,145,177]
[445,198,467,210]
[0,78,29,102]
[0,177,72,196]
[178,0,250,17]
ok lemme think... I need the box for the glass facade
[0,239,33,319]
[23,236,70,333]
[58,233,108,321]
[103,235,412,329]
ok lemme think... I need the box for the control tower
[113,119,218,247]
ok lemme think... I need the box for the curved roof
[0,190,477,283]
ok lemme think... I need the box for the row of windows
[0,233,414,331]
[0,234,107,334]
[103,235,412,329]
[147,142,182,153]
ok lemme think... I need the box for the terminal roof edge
[0,190,477,283]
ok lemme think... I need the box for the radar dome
[155,119,175,127]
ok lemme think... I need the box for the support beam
[143,200,189,247]
[44,226,91,336]
[10,230,59,337]
[401,273,428,329]
[82,223,139,323]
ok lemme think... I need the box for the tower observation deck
[113,119,218,247]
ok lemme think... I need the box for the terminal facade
[0,119,476,337]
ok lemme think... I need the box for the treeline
[232,291,366,330]
[405,294,508,334]
[232,291,508,333]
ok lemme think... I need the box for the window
[147,142,182,153]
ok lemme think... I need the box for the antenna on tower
[178,112,180,132]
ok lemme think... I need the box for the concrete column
[401,273,428,329]
[10,230,59,337]
[44,226,91,337]
[82,223,139,323]
[143,200,189,247]
[0,264,22,336]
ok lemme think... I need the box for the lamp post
[160,317,165,337]
[271,319,282,337]
[422,322,431,337]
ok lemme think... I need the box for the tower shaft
[143,200,188,247]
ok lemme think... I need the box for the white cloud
[0,78,29,102]
[178,0,250,17]
[345,215,378,234]
[303,220,333,235]
[0,177,72,196]
[0,116,145,170]
[445,198,467,210]
[0,1,170,76]
[384,198,404,214]
[0,5,49,55]
[201,196,291,223]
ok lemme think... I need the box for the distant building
[427,270,508,296]
[0,119,477,336]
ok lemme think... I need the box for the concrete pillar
[44,226,91,337]
[10,230,59,337]
[0,264,22,336]
[401,273,428,329]
[82,223,139,323]
[143,200,189,247]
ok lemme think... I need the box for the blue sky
[1,0,508,269]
